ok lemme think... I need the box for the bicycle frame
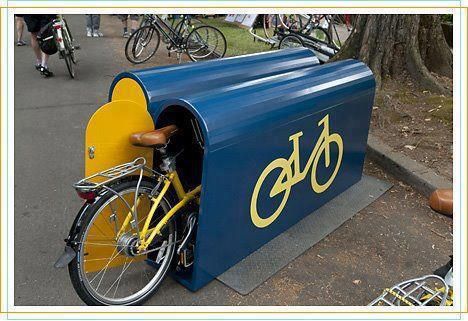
[114,169,201,252]
[53,15,66,51]
[153,15,190,48]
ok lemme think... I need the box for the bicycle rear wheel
[125,25,161,64]
[278,34,304,49]
[185,25,226,61]
[68,178,177,305]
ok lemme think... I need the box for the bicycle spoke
[103,257,135,297]
[76,181,176,304]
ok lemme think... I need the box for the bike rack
[85,49,375,292]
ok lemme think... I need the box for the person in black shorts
[23,14,56,77]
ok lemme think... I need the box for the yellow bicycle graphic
[250,114,343,228]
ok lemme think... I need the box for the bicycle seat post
[157,145,176,173]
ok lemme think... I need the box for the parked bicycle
[55,123,204,305]
[53,14,78,78]
[125,15,226,64]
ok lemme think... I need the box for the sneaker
[16,40,27,46]
[35,63,42,71]
[123,31,130,38]
[40,66,54,78]
[86,28,92,37]
[93,30,104,37]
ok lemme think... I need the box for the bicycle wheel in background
[62,31,75,78]
[125,25,161,64]
[278,34,304,49]
[185,25,227,61]
[62,19,77,64]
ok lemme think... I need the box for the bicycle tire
[185,25,227,61]
[62,19,77,64]
[68,177,177,305]
[125,25,161,64]
[64,51,75,78]
[278,34,304,49]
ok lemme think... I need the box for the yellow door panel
[110,78,147,108]
[85,100,154,177]
[83,99,154,273]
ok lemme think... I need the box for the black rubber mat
[217,175,392,295]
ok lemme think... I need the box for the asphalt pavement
[13,14,453,306]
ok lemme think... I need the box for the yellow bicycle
[61,125,202,305]
[250,114,343,228]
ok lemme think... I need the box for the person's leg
[37,16,54,77]
[41,52,50,69]
[29,32,42,68]
[85,14,93,36]
[130,15,140,34]
[92,14,103,37]
[15,16,26,45]
[119,14,129,37]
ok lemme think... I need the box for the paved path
[13,14,452,306]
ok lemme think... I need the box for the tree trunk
[331,15,452,93]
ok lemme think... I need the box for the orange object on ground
[429,189,453,216]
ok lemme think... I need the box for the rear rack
[369,275,449,306]
[73,157,161,192]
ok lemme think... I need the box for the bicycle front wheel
[185,25,227,61]
[125,25,161,64]
[64,51,75,78]
[68,178,177,305]
[63,19,77,64]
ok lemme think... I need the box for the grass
[199,17,274,57]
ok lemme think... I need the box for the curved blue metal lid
[159,59,375,151]
[109,48,320,116]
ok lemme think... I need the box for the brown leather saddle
[129,125,179,148]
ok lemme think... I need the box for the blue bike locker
[102,51,375,291]
[109,48,320,121]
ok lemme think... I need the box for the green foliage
[199,17,273,57]
[441,14,453,24]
